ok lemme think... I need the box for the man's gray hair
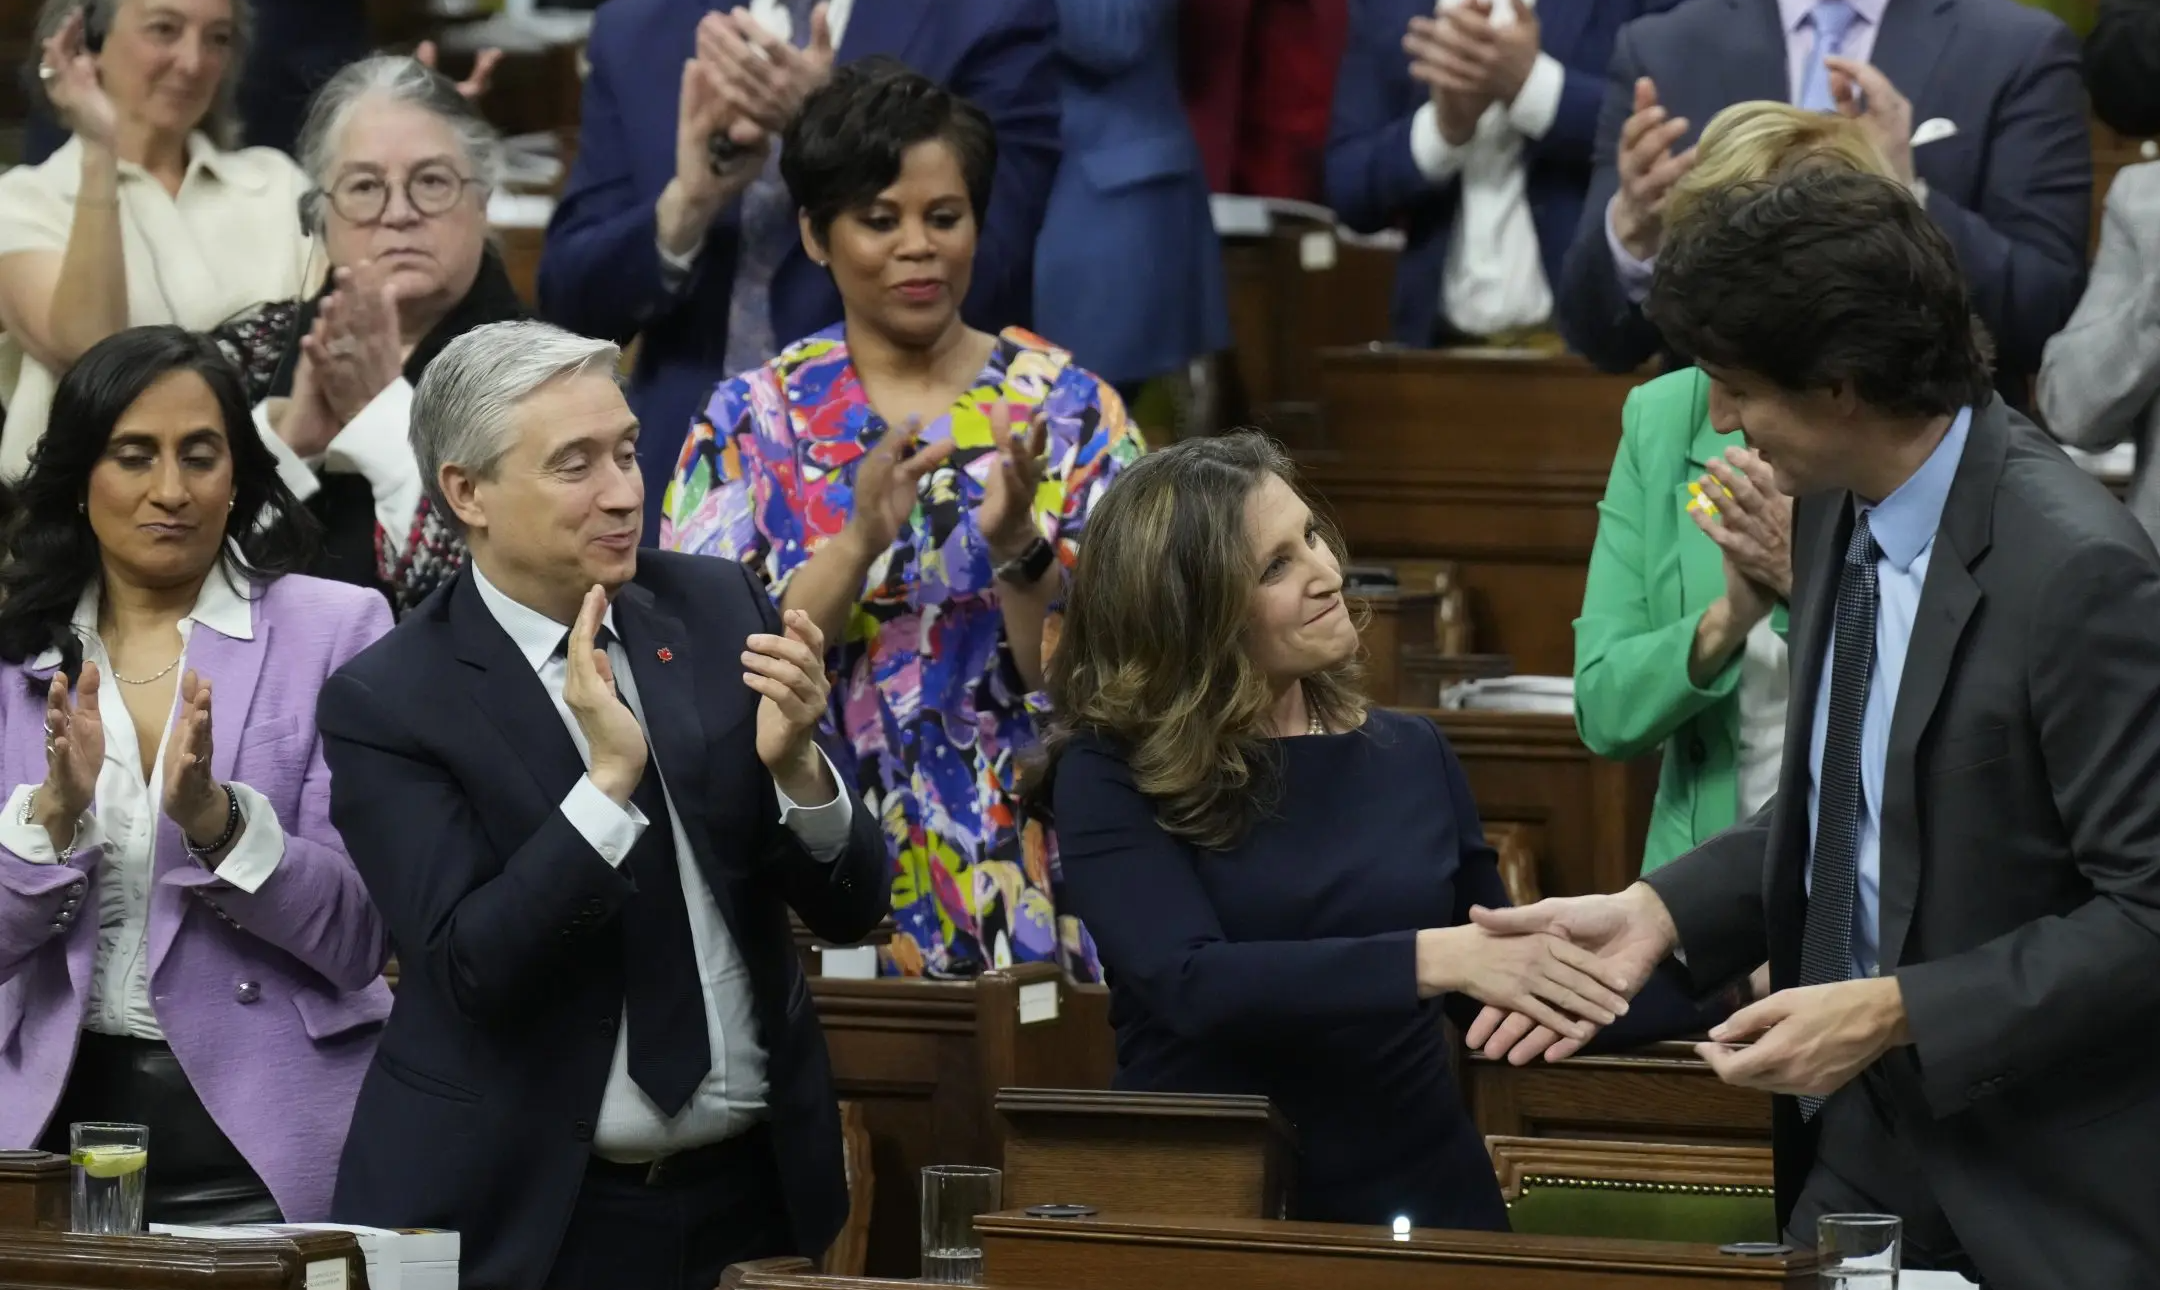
[30,0,255,149]
[411,322,623,531]
[295,54,504,235]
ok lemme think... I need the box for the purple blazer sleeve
[0,842,98,983]
[161,591,395,992]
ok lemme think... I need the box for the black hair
[2087,0,2160,138]
[779,55,996,243]
[0,326,320,686]
[1644,168,1994,418]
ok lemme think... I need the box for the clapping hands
[281,262,404,459]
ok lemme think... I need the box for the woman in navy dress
[1032,433,1637,1229]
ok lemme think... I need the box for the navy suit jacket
[1035,0,1228,386]
[1555,0,2090,403]
[1324,0,1664,346]
[538,0,1061,541]
[323,555,887,1290]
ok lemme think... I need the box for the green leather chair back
[1506,1176,1778,1246]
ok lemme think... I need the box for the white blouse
[0,134,314,478]
[0,575,284,1040]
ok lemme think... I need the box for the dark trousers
[1785,1065,1983,1283]
[545,1125,795,1290]
[38,1031,280,1226]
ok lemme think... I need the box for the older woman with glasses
[0,0,313,478]
[214,55,521,616]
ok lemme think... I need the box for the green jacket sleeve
[1573,383,1741,761]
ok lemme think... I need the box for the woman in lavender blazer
[0,326,392,1224]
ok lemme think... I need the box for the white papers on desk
[488,191,556,228]
[1208,194,1406,251]
[1901,1272,1979,1289]
[428,6,595,52]
[153,1223,461,1290]
[1440,675,1574,714]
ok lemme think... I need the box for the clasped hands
[672,3,836,208]
[560,585,837,812]
[1403,0,1542,146]
[1456,884,1910,1100]
[37,664,239,857]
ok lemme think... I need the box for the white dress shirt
[1734,616,1790,818]
[658,0,857,283]
[254,380,426,558]
[1406,0,1564,337]
[0,574,286,1040]
[469,564,854,1160]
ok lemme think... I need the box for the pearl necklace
[1308,713,1325,736]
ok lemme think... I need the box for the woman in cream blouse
[0,0,313,477]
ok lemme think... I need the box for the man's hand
[1825,57,1916,186]
[747,608,835,802]
[563,585,649,803]
[1461,882,1680,1063]
[1435,0,1542,104]
[699,3,837,135]
[1696,977,1910,1097]
[1610,77,1698,262]
[659,56,769,258]
[1404,15,1492,146]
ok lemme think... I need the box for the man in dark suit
[321,320,887,1290]
[1326,0,1667,348]
[1470,170,2160,1287]
[536,0,1059,542]
[1555,0,2089,406]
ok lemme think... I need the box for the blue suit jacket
[1555,0,2090,402]
[537,0,1061,540]
[1034,0,1229,386]
[1324,0,1662,346]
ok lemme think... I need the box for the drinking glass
[69,1122,148,1236]
[1819,1213,1901,1289]
[920,1164,1001,1284]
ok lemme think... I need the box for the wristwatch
[993,536,1055,586]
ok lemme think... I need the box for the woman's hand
[302,262,405,427]
[162,671,232,847]
[842,417,956,557]
[974,402,1049,563]
[42,11,116,149]
[276,356,341,460]
[414,41,504,102]
[1416,923,1634,1043]
[38,665,104,845]
[1697,448,1792,599]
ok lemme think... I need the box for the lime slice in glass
[72,1146,148,1179]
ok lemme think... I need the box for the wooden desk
[0,1150,68,1233]
[1467,1042,1773,1149]
[995,1090,1293,1220]
[1219,221,1396,440]
[814,966,1115,1277]
[1306,349,1643,674]
[1418,710,1656,897]
[976,1211,1814,1289]
[0,1228,366,1290]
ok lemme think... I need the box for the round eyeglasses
[322,163,482,226]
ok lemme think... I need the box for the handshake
[1420,882,1680,1064]
[1445,883,1913,1101]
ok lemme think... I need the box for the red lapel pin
[657,648,674,663]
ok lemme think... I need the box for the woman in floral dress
[662,60,1141,978]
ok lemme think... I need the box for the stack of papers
[1440,675,1575,715]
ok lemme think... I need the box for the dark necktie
[563,627,712,1117]
[1797,511,1878,1121]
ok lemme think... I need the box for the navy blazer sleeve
[319,672,639,1027]
[1554,21,1664,372]
[949,0,1063,331]
[1053,737,1425,1040]
[1054,0,1170,75]
[1324,0,1439,237]
[1913,21,2089,381]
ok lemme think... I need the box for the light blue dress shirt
[1804,406,1971,979]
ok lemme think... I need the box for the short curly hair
[779,56,996,244]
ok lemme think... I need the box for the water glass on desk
[68,1122,148,1235]
[921,1164,1001,1284]
[1820,1213,1901,1288]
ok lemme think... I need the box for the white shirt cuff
[1507,53,1565,140]
[561,775,650,868]
[775,742,854,863]
[659,234,706,291]
[1605,196,1658,304]
[0,783,105,862]
[207,782,287,893]
[255,402,323,503]
[1408,101,1468,184]
[321,378,423,556]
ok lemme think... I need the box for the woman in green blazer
[1575,368,1793,873]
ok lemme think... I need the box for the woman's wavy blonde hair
[1031,433,1368,851]
[1664,100,1895,228]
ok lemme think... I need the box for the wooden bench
[1466,1041,1773,1148]
[0,1226,367,1290]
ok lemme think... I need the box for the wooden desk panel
[1308,349,1640,674]
[1418,710,1655,897]
[1220,226,1396,441]
[977,1211,1814,1289]
[1467,1043,1773,1149]
[813,967,1115,1278]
